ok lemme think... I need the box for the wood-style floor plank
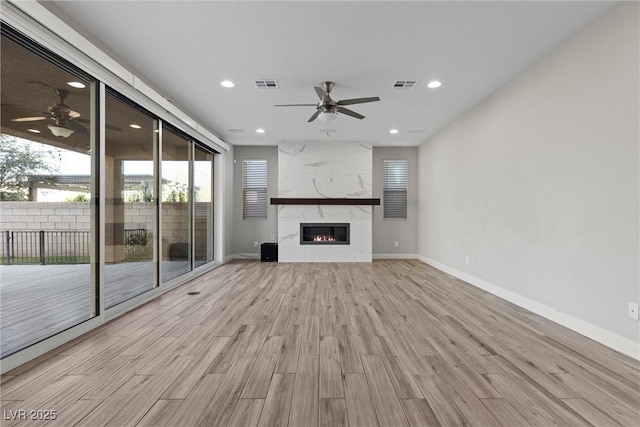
[481,398,532,427]
[401,399,442,427]
[289,354,319,427]
[343,373,379,427]
[1,259,637,427]
[319,398,348,427]
[166,374,225,427]
[136,399,183,427]
[227,398,264,427]
[319,335,344,399]
[196,354,257,427]
[241,335,283,398]
[258,373,296,427]
[361,354,410,427]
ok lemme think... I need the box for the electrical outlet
[271,234,275,241]
[629,302,639,320]
[254,241,258,248]
[394,241,399,248]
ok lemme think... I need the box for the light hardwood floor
[1,260,638,426]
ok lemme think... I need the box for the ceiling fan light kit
[275,81,380,123]
[318,110,338,122]
[47,124,75,138]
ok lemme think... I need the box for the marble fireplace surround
[277,142,373,262]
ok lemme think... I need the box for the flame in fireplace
[313,235,336,242]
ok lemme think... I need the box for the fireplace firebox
[300,223,350,245]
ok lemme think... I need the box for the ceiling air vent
[393,80,417,89]
[254,79,279,89]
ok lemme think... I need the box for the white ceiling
[45,1,614,147]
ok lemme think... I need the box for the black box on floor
[260,243,278,262]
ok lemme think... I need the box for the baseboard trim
[223,254,236,263]
[416,255,639,360]
[233,253,260,260]
[373,253,419,260]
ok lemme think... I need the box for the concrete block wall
[1,201,205,260]
[1,202,91,259]
[0,202,91,231]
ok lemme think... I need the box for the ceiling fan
[8,88,120,138]
[9,88,85,139]
[275,81,380,122]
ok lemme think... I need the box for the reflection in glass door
[161,126,191,282]
[194,146,214,267]
[0,29,96,358]
[104,92,157,308]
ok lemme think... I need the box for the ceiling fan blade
[314,86,326,100]
[337,107,364,120]
[75,117,122,131]
[307,110,321,122]
[274,104,318,107]
[67,120,88,134]
[11,116,49,122]
[337,96,380,106]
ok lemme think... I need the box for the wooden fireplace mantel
[270,198,380,206]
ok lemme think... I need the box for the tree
[0,134,54,201]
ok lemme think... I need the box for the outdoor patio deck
[0,261,188,359]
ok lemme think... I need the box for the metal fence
[1,229,151,264]
[124,228,148,257]
[1,230,91,265]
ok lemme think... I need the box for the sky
[17,136,91,175]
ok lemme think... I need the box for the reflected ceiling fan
[8,88,120,138]
[275,81,380,122]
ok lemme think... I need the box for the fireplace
[300,223,350,245]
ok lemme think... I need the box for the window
[383,160,408,220]
[243,159,267,220]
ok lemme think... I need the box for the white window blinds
[383,160,408,220]
[242,159,268,220]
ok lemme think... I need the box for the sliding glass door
[0,27,97,357]
[161,126,191,283]
[104,92,158,308]
[0,22,220,362]
[194,145,214,267]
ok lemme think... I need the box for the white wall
[223,147,235,261]
[372,147,418,256]
[417,2,639,356]
[232,146,279,257]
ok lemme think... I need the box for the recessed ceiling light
[129,124,142,129]
[27,128,41,134]
[220,80,235,88]
[427,80,442,89]
[256,128,265,134]
[389,129,399,134]
[67,81,86,89]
